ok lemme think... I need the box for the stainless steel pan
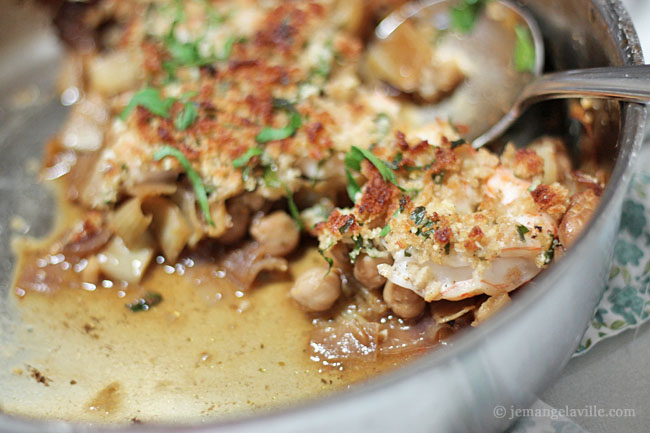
[0,1,645,432]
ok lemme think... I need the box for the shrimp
[379,167,559,301]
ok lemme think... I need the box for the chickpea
[383,281,426,319]
[353,254,393,290]
[218,200,250,245]
[290,267,342,312]
[250,211,300,256]
[323,243,352,273]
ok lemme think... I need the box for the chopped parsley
[345,168,361,202]
[380,201,405,238]
[239,151,302,229]
[233,147,264,168]
[284,185,304,230]
[127,291,163,312]
[349,235,365,263]
[165,37,203,67]
[262,164,281,188]
[444,242,451,255]
[120,87,175,120]
[410,206,427,225]
[345,146,400,188]
[256,99,303,143]
[379,224,391,237]
[389,152,403,170]
[318,247,334,274]
[338,217,355,235]
[162,30,240,78]
[410,206,438,239]
[174,101,198,131]
[375,113,392,139]
[514,24,536,73]
[450,138,466,149]
[544,236,561,264]
[313,53,332,79]
[433,170,445,185]
[517,224,530,242]
[218,35,237,61]
[450,0,489,34]
[154,146,214,226]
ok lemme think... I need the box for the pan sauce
[0,0,609,424]
[3,185,416,423]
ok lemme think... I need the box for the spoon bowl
[372,0,544,143]
[373,0,650,148]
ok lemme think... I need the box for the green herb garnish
[256,111,302,143]
[166,38,202,66]
[450,138,466,149]
[318,247,334,274]
[345,168,361,202]
[218,36,237,61]
[154,146,214,226]
[256,100,303,143]
[127,291,163,312]
[339,217,354,235]
[433,170,445,185]
[174,101,198,131]
[284,185,304,230]
[379,224,391,237]
[517,224,530,242]
[544,236,561,264]
[121,88,175,120]
[514,24,536,73]
[375,113,392,139]
[262,165,281,188]
[162,32,240,79]
[233,147,264,168]
[410,206,427,225]
[349,235,365,263]
[450,0,488,34]
[444,242,451,255]
[345,146,400,187]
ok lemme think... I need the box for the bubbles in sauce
[2,209,415,424]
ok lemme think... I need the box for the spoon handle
[519,65,650,105]
[473,65,650,148]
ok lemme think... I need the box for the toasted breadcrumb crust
[48,0,603,306]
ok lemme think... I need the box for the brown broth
[0,186,409,424]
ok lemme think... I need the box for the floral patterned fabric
[507,144,650,433]
[576,169,650,354]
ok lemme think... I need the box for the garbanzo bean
[250,211,300,256]
[353,254,393,290]
[383,281,426,319]
[290,267,341,312]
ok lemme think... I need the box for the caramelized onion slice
[57,212,112,257]
[220,242,288,289]
[471,293,511,326]
[142,197,192,264]
[430,298,479,324]
[108,197,152,249]
[97,234,155,284]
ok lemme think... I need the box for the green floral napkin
[575,150,650,355]
[508,145,650,433]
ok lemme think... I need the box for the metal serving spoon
[373,0,650,149]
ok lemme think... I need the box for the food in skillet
[17,0,604,370]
